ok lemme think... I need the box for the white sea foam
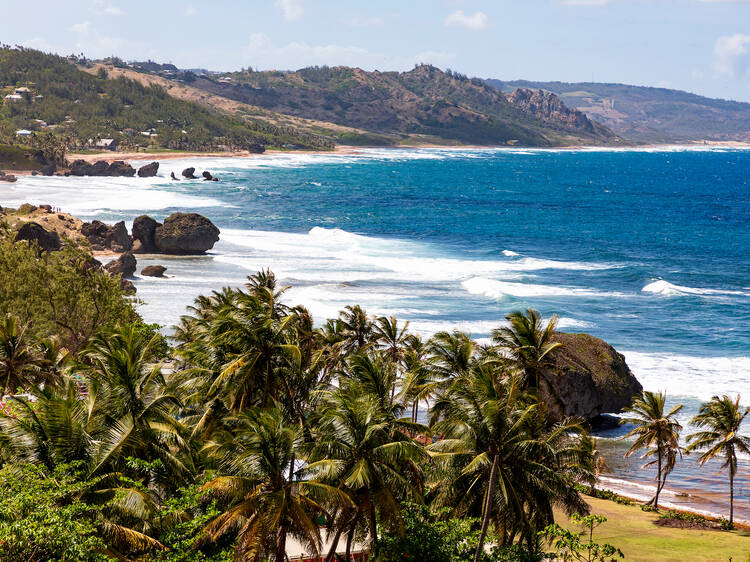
[462,276,623,300]
[502,249,519,257]
[642,279,750,298]
[622,350,750,402]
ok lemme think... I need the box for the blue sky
[5,0,750,101]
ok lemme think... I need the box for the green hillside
[0,48,333,150]
[487,78,750,143]
[183,65,617,146]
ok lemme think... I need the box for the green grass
[555,496,750,561]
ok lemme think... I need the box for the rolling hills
[487,79,750,143]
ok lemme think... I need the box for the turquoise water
[3,146,749,519]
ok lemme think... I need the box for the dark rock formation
[69,159,135,177]
[506,89,609,136]
[247,143,265,154]
[137,161,159,177]
[15,222,61,252]
[81,220,133,252]
[202,171,218,181]
[170,171,179,181]
[104,252,137,278]
[0,171,17,182]
[541,332,642,423]
[141,264,167,277]
[40,162,56,176]
[182,167,198,179]
[154,212,220,254]
[131,215,161,253]
[39,204,52,212]
[120,278,137,295]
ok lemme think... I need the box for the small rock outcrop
[0,171,17,183]
[137,161,159,177]
[541,332,642,423]
[141,265,167,277]
[107,161,136,177]
[202,171,218,181]
[131,215,161,253]
[104,252,137,278]
[154,212,220,254]
[15,222,61,252]
[81,220,133,252]
[182,167,198,179]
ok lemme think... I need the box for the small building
[14,87,31,94]
[4,94,23,103]
[122,128,136,136]
[95,138,118,151]
[16,129,32,137]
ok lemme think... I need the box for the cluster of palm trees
[2,268,747,559]
[621,390,750,526]
[0,270,599,560]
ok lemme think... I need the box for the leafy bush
[658,510,707,524]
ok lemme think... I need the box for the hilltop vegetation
[487,79,750,143]
[182,64,618,146]
[0,48,333,150]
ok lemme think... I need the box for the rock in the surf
[131,215,161,253]
[141,264,167,277]
[154,212,220,254]
[104,252,137,278]
[137,161,159,177]
[182,167,198,179]
[81,220,133,252]
[541,332,643,423]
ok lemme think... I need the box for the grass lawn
[555,497,750,561]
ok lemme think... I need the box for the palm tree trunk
[345,512,360,561]
[368,501,377,546]
[275,525,286,562]
[474,454,499,562]
[654,447,662,508]
[324,523,345,562]
[730,466,735,526]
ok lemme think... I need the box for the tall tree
[620,391,683,508]
[686,394,750,527]
[0,314,38,396]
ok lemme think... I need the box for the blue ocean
[3,146,749,519]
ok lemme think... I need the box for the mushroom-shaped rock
[541,332,643,423]
[202,171,218,181]
[104,252,137,278]
[141,265,167,277]
[181,167,197,179]
[137,161,159,178]
[81,220,133,252]
[0,172,17,183]
[15,222,61,252]
[131,215,161,253]
[154,212,220,254]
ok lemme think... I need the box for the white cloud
[71,21,91,34]
[342,16,385,28]
[713,33,750,78]
[560,0,610,5]
[443,10,489,30]
[276,0,303,21]
[245,33,454,71]
[183,5,198,16]
[93,0,123,16]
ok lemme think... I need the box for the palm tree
[338,305,374,353]
[428,364,589,560]
[201,407,348,561]
[307,387,427,553]
[620,391,683,508]
[0,314,39,396]
[686,394,750,527]
[491,309,560,391]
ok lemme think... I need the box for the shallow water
[3,146,750,520]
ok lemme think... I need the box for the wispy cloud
[276,0,303,21]
[183,5,198,16]
[443,10,489,30]
[713,33,750,78]
[245,33,454,71]
[93,0,123,16]
[559,0,610,5]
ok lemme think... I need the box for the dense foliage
[0,47,333,151]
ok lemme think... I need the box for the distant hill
[181,65,618,147]
[486,79,750,143]
[0,48,333,151]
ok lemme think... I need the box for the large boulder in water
[137,161,159,177]
[131,215,161,253]
[541,332,642,423]
[104,252,137,278]
[81,220,133,252]
[106,160,135,177]
[141,264,167,277]
[15,222,61,252]
[182,167,197,179]
[154,212,220,254]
